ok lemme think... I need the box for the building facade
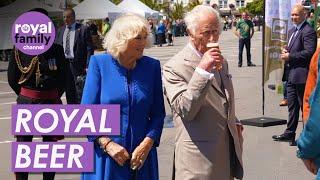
[204,0,254,16]
[205,0,254,9]
[156,0,190,6]
[157,0,254,9]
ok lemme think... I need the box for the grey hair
[103,13,151,60]
[184,5,222,35]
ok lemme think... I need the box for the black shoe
[238,64,242,67]
[289,140,297,146]
[272,133,295,142]
[248,63,256,67]
[267,84,276,90]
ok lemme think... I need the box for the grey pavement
[0,30,314,180]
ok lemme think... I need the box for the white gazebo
[0,0,62,18]
[73,0,125,21]
[42,0,79,9]
[117,0,159,19]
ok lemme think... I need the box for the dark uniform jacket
[7,43,66,104]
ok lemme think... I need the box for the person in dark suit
[272,4,317,145]
[55,8,93,104]
[8,8,66,180]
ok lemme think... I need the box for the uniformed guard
[7,8,66,180]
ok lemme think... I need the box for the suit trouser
[284,81,306,135]
[15,136,56,180]
[157,33,165,46]
[238,38,252,65]
[15,95,60,180]
[65,60,85,104]
[167,33,173,44]
[283,81,288,99]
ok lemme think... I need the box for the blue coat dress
[297,54,320,179]
[81,54,165,180]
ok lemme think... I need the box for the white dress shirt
[188,43,215,80]
[288,20,305,46]
[63,23,76,59]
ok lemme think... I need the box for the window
[302,0,311,6]
[236,0,245,7]
[219,0,228,8]
[205,0,211,5]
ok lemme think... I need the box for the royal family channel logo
[11,12,55,55]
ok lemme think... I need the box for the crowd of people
[147,18,188,47]
[222,15,262,31]
[5,2,320,180]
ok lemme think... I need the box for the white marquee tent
[43,0,79,9]
[73,0,125,20]
[0,0,62,18]
[117,0,159,19]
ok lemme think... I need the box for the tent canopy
[73,0,125,20]
[118,0,159,18]
[0,0,62,18]
[43,0,79,9]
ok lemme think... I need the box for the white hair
[103,13,151,60]
[184,5,222,35]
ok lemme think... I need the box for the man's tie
[217,71,229,116]
[65,26,72,56]
[288,27,298,47]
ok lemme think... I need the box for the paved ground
[0,30,315,180]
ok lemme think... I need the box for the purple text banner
[12,142,93,172]
[12,105,120,135]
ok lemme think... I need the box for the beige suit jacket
[163,45,243,180]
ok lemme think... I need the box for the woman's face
[122,32,148,62]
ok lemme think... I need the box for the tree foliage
[186,0,201,12]
[110,0,122,5]
[240,0,264,15]
[170,2,184,20]
[139,0,159,10]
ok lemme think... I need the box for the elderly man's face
[291,7,305,25]
[190,14,220,54]
[63,10,75,26]
[123,32,148,61]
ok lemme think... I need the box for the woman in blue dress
[297,50,320,179]
[81,14,165,180]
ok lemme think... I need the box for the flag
[264,0,302,85]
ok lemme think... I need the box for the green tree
[240,0,264,15]
[110,0,122,5]
[170,2,184,20]
[139,0,158,10]
[78,0,121,4]
[186,0,201,12]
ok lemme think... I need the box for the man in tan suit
[163,5,244,180]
